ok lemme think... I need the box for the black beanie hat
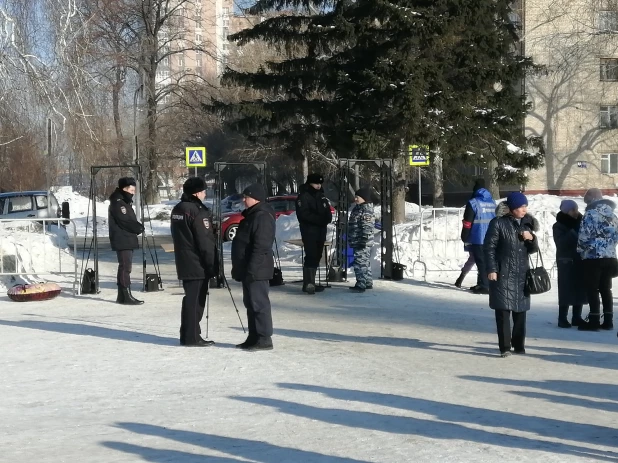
[243,183,267,202]
[306,173,324,184]
[473,178,485,192]
[183,177,206,195]
[118,177,137,189]
[355,187,372,203]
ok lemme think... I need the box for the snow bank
[0,224,75,292]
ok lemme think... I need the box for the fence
[405,207,558,281]
[0,218,80,295]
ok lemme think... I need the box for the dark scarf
[556,211,581,230]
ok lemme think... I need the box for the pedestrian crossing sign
[185,147,206,167]
[409,145,430,166]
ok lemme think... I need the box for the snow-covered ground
[1,246,617,462]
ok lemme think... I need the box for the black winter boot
[558,306,571,328]
[302,268,309,292]
[601,312,614,330]
[306,268,317,295]
[241,336,273,351]
[118,287,143,305]
[455,271,467,288]
[116,286,125,304]
[578,314,601,331]
[571,305,584,327]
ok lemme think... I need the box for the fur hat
[183,177,206,195]
[118,177,136,189]
[243,183,266,202]
[306,173,324,184]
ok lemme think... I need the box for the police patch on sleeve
[120,206,127,214]
[203,218,210,229]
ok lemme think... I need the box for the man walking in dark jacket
[232,183,276,351]
[170,177,218,347]
[460,179,496,294]
[296,173,333,294]
[108,177,144,305]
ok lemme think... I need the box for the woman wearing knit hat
[553,200,586,328]
[484,192,539,357]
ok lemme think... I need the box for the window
[600,58,618,81]
[35,195,48,209]
[223,26,229,40]
[599,10,618,32]
[223,7,230,15]
[0,198,5,214]
[178,52,185,67]
[195,33,202,43]
[196,54,202,68]
[8,196,33,213]
[269,200,288,212]
[600,105,618,128]
[602,153,618,173]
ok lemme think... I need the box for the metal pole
[418,167,422,209]
[47,118,52,201]
[195,167,197,177]
[418,167,422,263]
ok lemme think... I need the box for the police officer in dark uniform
[108,177,144,305]
[295,173,333,294]
[231,183,276,351]
[170,177,218,347]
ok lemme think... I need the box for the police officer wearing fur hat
[170,177,218,347]
[109,177,145,305]
[295,173,333,294]
[231,183,276,351]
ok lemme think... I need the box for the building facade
[524,0,618,194]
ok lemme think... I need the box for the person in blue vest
[460,179,496,294]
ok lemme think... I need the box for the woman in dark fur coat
[553,200,587,327]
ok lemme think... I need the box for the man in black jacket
[108,177,144,305]
[296,173,333,294]
[170,177,218,347]
[231,183,276,351]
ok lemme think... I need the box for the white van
[0,191,61,220]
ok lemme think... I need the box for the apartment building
[523,0,618,194]
[156,0,233,92]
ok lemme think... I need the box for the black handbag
[81,268,97,294]
[525,252,551,295]
[269,238,285,287]
[145,273,161,292]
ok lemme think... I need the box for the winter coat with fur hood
[577,199,618,260]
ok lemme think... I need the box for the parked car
[0,191,60,220]
[218,194,335,241]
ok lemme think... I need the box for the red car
[219,194,334,241]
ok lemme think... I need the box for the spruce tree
[214,0,544,211]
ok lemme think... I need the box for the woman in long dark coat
[553,200,586,328]
[484,193,539,358]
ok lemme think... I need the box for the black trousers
[495,309,526,353]
[470,244,488,289]
[242,279,273,339]
[116,250,133,287]
[181,279,208,344]
[583,259,614,315]
[303,240,325,268]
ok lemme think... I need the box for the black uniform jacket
[108,189,144,251]
[295,183,332,242]
[170,194,217,280]
[231,201,276,282]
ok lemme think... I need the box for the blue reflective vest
[469,188,496,245]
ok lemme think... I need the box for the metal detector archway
[213,161,267,286]
[86,164,162,293]
[332,159,394,280]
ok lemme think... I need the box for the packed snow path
[1,255,618,462]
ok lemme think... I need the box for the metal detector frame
[334,159,394,280]
[89,164,149,293]
[213,161,267,286]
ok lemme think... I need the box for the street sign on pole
[186,147,207,168]
[408,144,430,209]
[409,144,430,166]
